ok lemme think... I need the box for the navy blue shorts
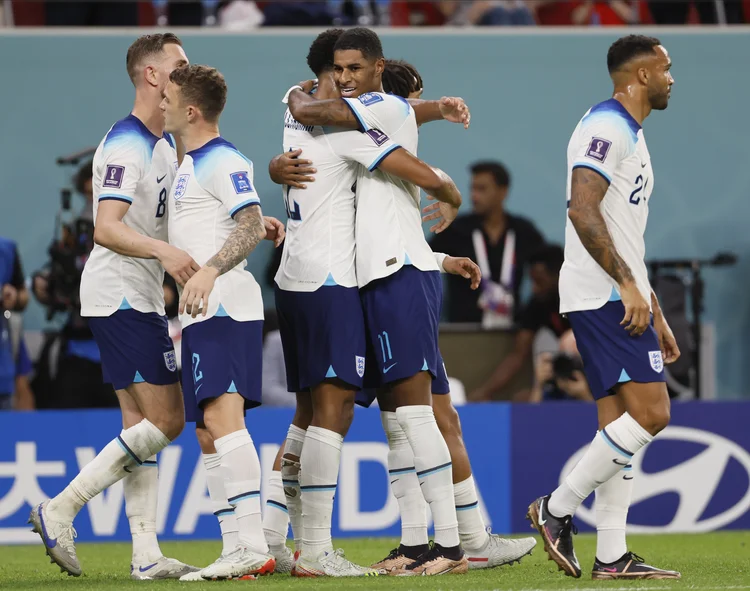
[360,265,442,386]
[180,317,263,423]
[88,309,178,391]
[275,284,367,392]
[568,300,666,400]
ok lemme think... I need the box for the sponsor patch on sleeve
[103,165,125,188]
[230,171,253,194]
[358,92,384,107]
[366,128,389,146]
[585,137,612,163]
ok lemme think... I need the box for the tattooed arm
[567,167,650,335]
[179,205,266,317]
[287,90,360,129]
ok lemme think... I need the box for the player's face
[530,263,558,300]
[160,81,186,134]
[155,43,189,92]
[334,49,385,98]
[470,172,506,216]
[647,45,673,111]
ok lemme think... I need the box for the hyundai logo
[559,426,750,533]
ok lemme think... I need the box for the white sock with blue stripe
[381,411,429,547]
[281,425,306,552]
[299,426,342,559]
[596,460,635,563]
[47,419,169,524]
[203,453,239,556]
[454,476,488,551]
[215,429,268,554]
[124,455,162,564]
[395,405,459,549]
[263,470,289,547]
[549,413,651,518]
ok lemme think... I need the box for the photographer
[31,160,118,409]
[530,330,593,403]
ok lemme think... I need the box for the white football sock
[263,470,289,547]
[396,405,459,549]
[454,476,489,551]
[381,411,428,547]
[215,429,268,554]
[299,426,342,559]
[281,425,305,552]
[203,452,239,555]
[47,419,170,523]
[124,455,162,564]
[596,461,635,563]
[549,413,652,518]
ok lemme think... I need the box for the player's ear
[374,57,385,78]
[636,66,649,87]
[144,65,159,89]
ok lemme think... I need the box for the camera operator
[530,330,593,403]
[31,159,118,409]
[0,236,31,409]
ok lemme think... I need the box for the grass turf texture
[2,532,748,590]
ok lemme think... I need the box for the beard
[649,88,670,111]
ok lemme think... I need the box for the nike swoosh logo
[602,567,619,573]
[383,363,397,374]
[390,480,398,486]
[195,384,203,395]
[623,475,634,480]
[641,162,647,168]
[139,563,158,572]
[538,499,547,525]
[39,506,57,548]
[612,459,629,466]
[157,174,167,183]
[124,466,132,473]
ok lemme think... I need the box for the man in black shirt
[430,161,545,325]
[471,244,569,401]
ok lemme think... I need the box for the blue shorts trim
[88,309,178,391]
[181,317,263,423]
[568,300,665,400]
[275,284,366,393]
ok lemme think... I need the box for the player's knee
[195,424,215,452]
[634,404,671,436]
[293,401,313,431]
[156,413,184,441]
[435,398,462,441]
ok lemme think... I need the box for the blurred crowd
[1,1,747,27]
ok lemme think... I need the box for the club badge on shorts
[164,350,177,372]
[356,355,366,378]
[649,350,664,373]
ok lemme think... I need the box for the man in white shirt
[31,33,199,581]
[161,64,283,581]
[527,35,681,581]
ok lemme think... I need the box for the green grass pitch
[2,532,749,590]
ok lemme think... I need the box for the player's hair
[307,28,345,76]
[333,27,384,61]
[73,159,94,195]
[529,244,565,275]
[469,161,511,189]
[382,59,423,99]
[607,35,661,75]
[169,65,227,124]
[126,33,183,85]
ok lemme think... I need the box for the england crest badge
[648,350,663,373]
[164,350,177,372]
[356,355,366,378]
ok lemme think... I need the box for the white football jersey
[343,92,440,288]
[560,99,654,314]
[168,137,264,329]
[81,114,178,317]
[275,87,402,292]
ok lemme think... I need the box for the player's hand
[159,244,201,287]
[2,284,18,311]
[654,312,680,364]
[422,195,459,234]
[269,149,316,189]
[297,79,317,94]
[619,282,650,337]
[439,97,470,129]
[263,216,286,247]
[179,266,218,318]
[442,256,481,289]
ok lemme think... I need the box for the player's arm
[180,205,266,317]
[408,97,471,128]
[651,290,680,363]
[94,201,199,286]
[434,252,481,289]
[287,89,360,129]
[268,149,316,189]
[567,167,649,335]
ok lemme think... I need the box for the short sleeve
[325,127,401,172]
[209,151,261,218]
[97,142,146,205]
[571,115,634,184]
[342,93,411,133]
